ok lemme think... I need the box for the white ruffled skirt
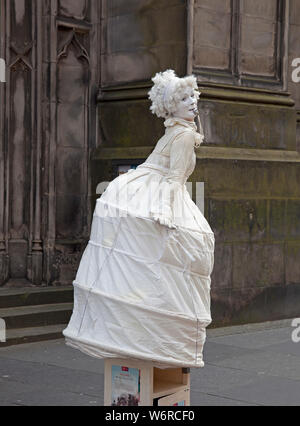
[63,167,215,368]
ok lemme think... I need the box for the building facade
[1,0,300,325]
[0,0,101,287]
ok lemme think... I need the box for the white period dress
[63,117,215,368]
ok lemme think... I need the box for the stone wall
[101,0,187,86]
[0,0,101,286]
[289,0,300,152]
[193,0,300,325]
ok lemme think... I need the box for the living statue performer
[63,70,215,368]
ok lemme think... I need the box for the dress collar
[164,116,203,148]
[164,117,197,132]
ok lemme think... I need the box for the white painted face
[172,87,198,122]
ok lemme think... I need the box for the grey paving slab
[191,390,258,406]
[217,375,300,406]
[190,363,262,394]
[257,340,300,358]
[207,319,294,338]
[0,339,105,374]
[0,358,103,397]
[210,349,300,381]
[0,402,20,406]
[0,380,103,406]
[208,327,294,350]
[203,341,260,364]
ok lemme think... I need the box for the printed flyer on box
[111,366,140,406]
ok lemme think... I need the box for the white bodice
[137,117,203,185]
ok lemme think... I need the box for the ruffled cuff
[194,133,204,148]
[152,213,177,229]
[149,179,183,229]
[150,204,176,229]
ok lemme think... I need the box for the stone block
[101,1,186,86]
[232,243,285,289]
[203,160,270,198]
[56,195,85,239]
[141,4,187,47]
[57,103,86,148]
[57,64,88,104]
[106,0,143,17]
[286,242,300,285]
[209,199,268,243]
[194,0,231,13]
[194,7,231,50]
[106,14,146,54]
[198,100,295,150]
[55,147,86,195]
[267,163,300,199]
[211,243,232,290]
[58,0,89,20]
[241,0,277,19]
[193,46,231,70]
[0,253,9,285]
[290,0,300,25]
[269,200,286,241]
[101,41,186,86]
[201,157,300,200]
[239,52,276,76]
[210,287,267,326]
[286,200,300,240]
[8,241,28,279]
[211,284,300,327]
[240,18,276,55]
[106,0,185,18]
[289,24,300,54]
[98,99,164,148]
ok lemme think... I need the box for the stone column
[0,0,9,284]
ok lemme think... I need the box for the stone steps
[0,286,73,309]
[0,324,67,347]
[0,287,73,347]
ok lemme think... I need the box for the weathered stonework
[0,0,100,286]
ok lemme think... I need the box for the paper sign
[111,365,140,406]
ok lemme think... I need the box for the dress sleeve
[167,131,196,185]
[150,131,196,229]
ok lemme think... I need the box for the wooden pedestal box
[104,358,190,407]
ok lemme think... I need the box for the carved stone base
[0,253,9,286]
[27,252,43,286]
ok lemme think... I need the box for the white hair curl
[148,69,200,119]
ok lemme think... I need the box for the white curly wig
[148,69,200,119]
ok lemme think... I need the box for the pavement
[0,319,300,406]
